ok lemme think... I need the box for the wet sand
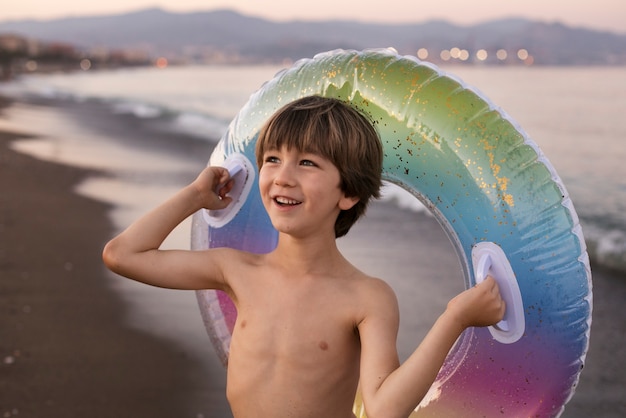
[1,96,624,417]
[0,97,230,417]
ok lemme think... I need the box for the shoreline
[0,130,191,417]
[1,95,625,417]
[0,98,231,417]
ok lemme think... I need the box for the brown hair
[255,96,383,238]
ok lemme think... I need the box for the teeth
[275,196,300,205]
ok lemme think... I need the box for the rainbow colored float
[191,48,592,417]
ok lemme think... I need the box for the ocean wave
[0,78,73,101]
[112,101,164,119]
[584,224,626,273]
[379,183,429,214]
[110,100,229,140]
[0,77,230,143]
[169,112,229,141]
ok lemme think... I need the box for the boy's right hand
[446,275,505,329]
[191,166,234,211]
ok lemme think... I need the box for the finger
[490,278,500,295]
[212,168,233,194]
[476,275,494,289]
[218,179,234,197]
[217,195,233,207]
[498,300,507,320]
[216,167,231,184]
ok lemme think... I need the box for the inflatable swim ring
[190,48,592,417]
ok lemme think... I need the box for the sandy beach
[1,95,624,417]
[0,97,231,417]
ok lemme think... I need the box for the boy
[103,96,504,418]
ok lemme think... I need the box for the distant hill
[1,7,625,65]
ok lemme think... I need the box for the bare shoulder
[350,271,399,323]
[192,246,264,292]
[209,247,266,275]
[354,271,397,302]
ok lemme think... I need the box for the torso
[221,250,372,418]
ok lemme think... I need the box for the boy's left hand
[446,275,506,329]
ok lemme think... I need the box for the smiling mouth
[274,196,301,206]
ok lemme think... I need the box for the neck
[270,232,346,277]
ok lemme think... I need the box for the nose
[273,161,296,187]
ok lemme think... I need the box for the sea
[1,59,625,417]
[2,61,624,272]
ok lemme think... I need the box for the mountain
[1,8,625,66]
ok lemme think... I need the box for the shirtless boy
[103,96,504,418]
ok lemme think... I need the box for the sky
[1,0,625,34]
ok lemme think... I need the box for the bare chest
[223,269,367,416]
[234,282,359,358]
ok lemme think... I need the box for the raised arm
[359,276,505,418]
[102,166,234,290]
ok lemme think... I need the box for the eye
[300,159,317,167]
[264,155,280,164]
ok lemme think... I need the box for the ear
[338,194,360,211]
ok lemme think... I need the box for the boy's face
[258,146,359,238]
